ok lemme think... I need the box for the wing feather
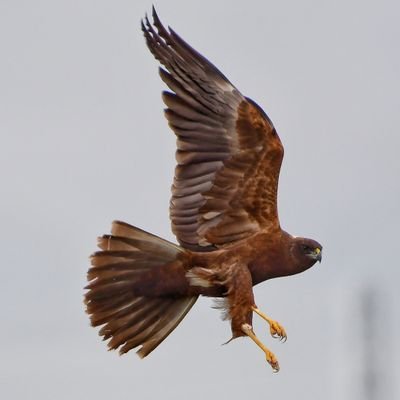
[143,8,284,250]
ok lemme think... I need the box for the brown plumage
[84,7,323,372]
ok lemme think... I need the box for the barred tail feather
[85,221,198,358]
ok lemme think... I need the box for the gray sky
[1,1,399,399]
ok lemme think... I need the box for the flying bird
[85,7,322,372]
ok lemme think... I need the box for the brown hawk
[85,7,322,372]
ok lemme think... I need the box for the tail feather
[110,221,181,257]
[98,235,178,259]
[85,221,197,358]
[99,298,161,340]
[135,296,197,358]
[108,299,173,350]
[89,297,143,327]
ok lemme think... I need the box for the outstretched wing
[142,8,284,251]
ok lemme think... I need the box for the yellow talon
[265,349,280,373]
[269,320,287,342]
[252,307,287,342]
[241,323,280,372]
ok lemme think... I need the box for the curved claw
[269,321,287,342]
[251,307,287,342]
[266,351,280,372]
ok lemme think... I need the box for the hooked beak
[314,247,322,263]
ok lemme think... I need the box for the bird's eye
[302,245,310,252]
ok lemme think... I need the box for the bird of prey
[85,7,322,372]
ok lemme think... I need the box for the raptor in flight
[85,7,322,372]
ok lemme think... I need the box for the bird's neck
[247,230,305,285]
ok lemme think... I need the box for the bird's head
[290,237,323,271]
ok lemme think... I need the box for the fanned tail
[84,221,198,358]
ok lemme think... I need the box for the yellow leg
[252,307,287,342]
[241,323,280,372]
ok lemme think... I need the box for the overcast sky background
[1,1,399,399]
